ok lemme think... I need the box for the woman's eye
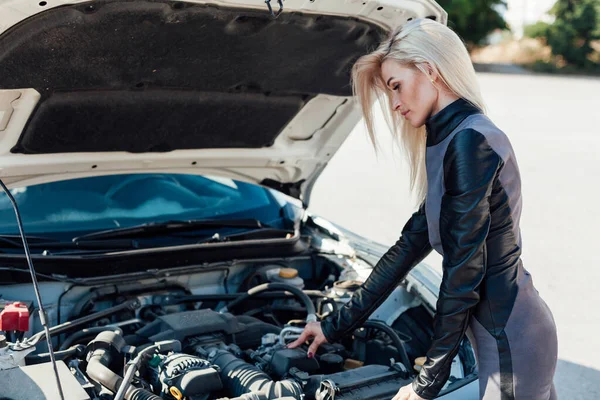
[393,84,400,92]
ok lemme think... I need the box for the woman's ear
[416,62,439,84]
[424,63,439,83]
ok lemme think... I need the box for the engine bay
[0,254,475,400]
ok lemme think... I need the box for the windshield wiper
[73,219,269,242]
[195,227,293,244]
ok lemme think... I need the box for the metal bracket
[316,379,339,400]
[265,0,284,19]
[0,90,21,132]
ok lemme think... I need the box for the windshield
[0,174,290,237]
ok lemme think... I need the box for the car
[0,1,479,399]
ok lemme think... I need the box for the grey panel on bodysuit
[425,114,523,255]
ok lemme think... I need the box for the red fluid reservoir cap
[0,302,30,332]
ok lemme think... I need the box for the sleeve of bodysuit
[412,129,502,399]
[321,201,433,343]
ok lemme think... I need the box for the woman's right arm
[288,202,432,353]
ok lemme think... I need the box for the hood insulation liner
[0,0,384,154]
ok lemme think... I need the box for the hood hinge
[261,178,304,200]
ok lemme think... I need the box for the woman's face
[380,59,440,128]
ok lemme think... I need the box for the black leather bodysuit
[321,98,558,400]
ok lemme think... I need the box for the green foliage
[594,0,600,37]
[524,21,551,39]
[546,0,599,67]
[435,0,508,46]
[525,59,600,75]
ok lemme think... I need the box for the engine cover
[136,309,280,350]
[137,309,245,342]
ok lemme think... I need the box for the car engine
[0,259,474,400]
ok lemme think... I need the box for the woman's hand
[286,321,328,357]
[391,383,425,400]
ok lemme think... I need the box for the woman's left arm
[411,129,503,400]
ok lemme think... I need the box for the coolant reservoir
[266,267,304,289]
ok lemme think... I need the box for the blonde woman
[288,19,558,400]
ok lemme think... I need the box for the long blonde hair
[352,18,486,204]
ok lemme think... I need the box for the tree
[594,0,600,38]
[546,0,599,67]
[524,21,552,39]
[435,0,508,46]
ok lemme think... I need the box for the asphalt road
[310,72,600,399]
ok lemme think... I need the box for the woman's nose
[391,94,402,111]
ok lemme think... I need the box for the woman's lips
[401,110,410,117]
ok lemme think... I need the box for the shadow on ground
[473,63,531,74]
[555,359,600,399]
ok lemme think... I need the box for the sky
[504,0,557,35]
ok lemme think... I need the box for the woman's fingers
[307,336,323,357]
[286,329,311,349]
[286,322,327,356]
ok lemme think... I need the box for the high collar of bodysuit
[425,98,482,147]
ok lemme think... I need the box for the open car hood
[0,0,445,204]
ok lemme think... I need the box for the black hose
[220,283,316,321]
[362,320,412,369]
[25,344,85,365]
[209,348,303,399]
[86,348,125,393]
[127,389,162,400]
[57,284,76,327]
[59,326,123,351]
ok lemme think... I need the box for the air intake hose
[208,348,303,399]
